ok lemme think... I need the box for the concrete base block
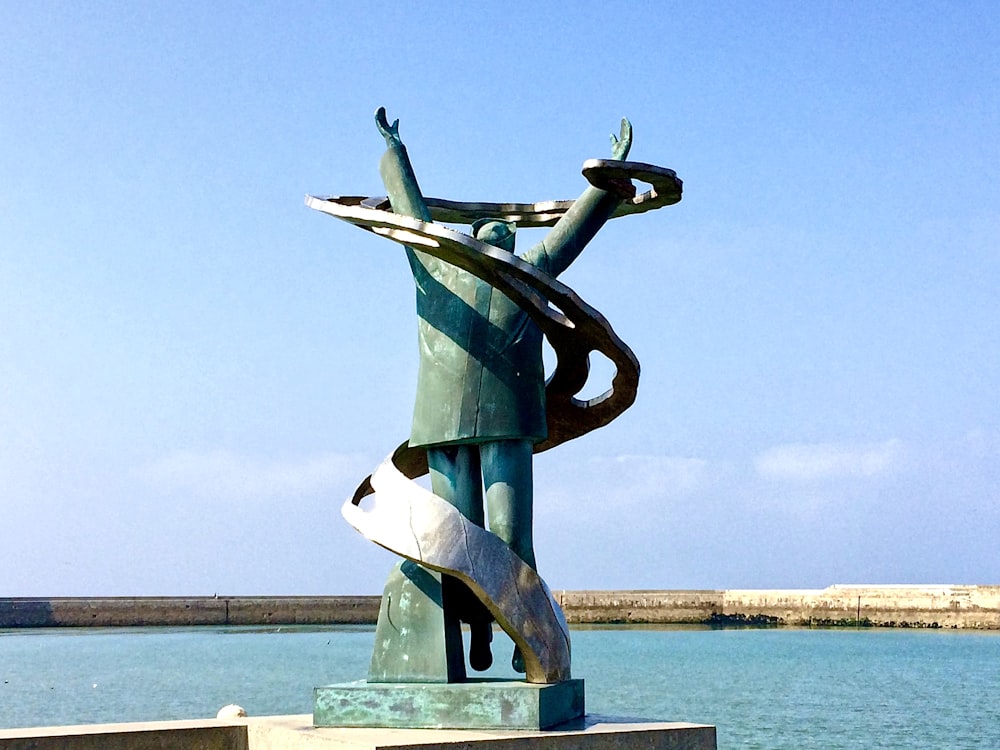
[0,714,717,750]
[314,679,584,730]
[0,718,246,750]
[269,713,716,749]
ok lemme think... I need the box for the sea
[1,624,998,748]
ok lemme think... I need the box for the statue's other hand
[375,106,401,145]
[610,118,633,161]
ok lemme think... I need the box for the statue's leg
[481,439,536,569]
[482,438,536,673]
[367,445,485,683]
[427,444,484,525]
[426,445,495,672]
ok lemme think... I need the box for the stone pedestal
[0,714,717,750]
[281,714,716,749]
[314,679,585,730]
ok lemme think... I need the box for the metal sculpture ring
[307,158,680,683]
[307,159,680,498]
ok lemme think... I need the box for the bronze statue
[308,108,682,686]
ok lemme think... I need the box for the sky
[1,2,998,596]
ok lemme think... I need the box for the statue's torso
[407,248,546,447]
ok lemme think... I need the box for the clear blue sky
[2,2,998,595]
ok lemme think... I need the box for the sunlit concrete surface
[0,714,716,750]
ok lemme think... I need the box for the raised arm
[376,107,432,223]
[521,119,635,277]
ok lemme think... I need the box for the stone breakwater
[0,596,380,628]
[556,585,1000,629]
[2,586,999,629]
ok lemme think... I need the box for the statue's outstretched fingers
[610,117,632,161]
[375,107,400,141]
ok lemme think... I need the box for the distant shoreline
[3,585,998,629]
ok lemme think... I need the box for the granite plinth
[313,679,584,730]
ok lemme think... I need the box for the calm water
[2,625,998,748]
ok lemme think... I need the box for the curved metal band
[343,455,572,684]
[317,159,681,228]
[305,196,642,499]
[309,158,679,683]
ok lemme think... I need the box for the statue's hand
[610,118,633,161]
[375,106,401,146]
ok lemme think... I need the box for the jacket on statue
[379,140,619,448]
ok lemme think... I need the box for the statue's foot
[512,645,526,674]
[469,619,493,671]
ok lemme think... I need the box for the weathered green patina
[370,108,637,679]
[377,109,632,450]
[367,561,466,683]
[314,679,585,730]
[308,107,682,725]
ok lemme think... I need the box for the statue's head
[472,218,516,253]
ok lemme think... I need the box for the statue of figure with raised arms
[307,107,682,696]
[374,107,636,675]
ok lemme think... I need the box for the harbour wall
[0,596,380,628]
[2,585,999,629]
[556,585,1000,629]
